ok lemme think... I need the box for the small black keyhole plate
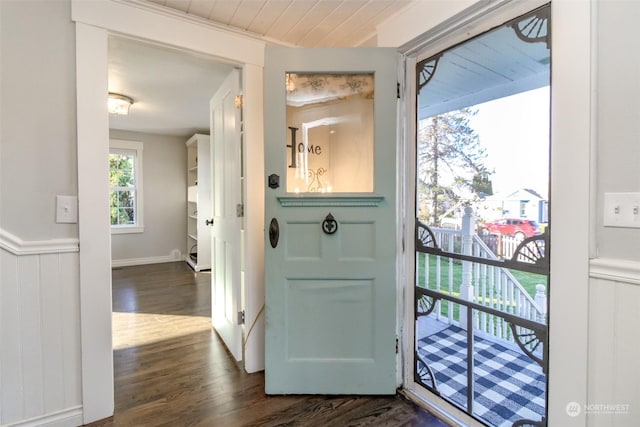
[322,213,338,235]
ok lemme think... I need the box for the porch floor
[417,319,546,427]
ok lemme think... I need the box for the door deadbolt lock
[268,174,280,189]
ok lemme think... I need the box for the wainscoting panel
[0,239,82,427]
[588,258,640,427]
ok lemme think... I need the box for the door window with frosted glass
[285,73,374,193]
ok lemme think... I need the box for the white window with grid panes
[109,139,144,234]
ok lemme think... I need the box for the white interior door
[210,69,243,361]
[264,47,399,394]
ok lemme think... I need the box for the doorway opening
[106,34,247,387]
[412,5,551,426]
[75,6,266,419]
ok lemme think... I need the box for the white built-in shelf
[187,185,198,203]
[185,134,211,272]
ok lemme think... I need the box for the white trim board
[4,406,83,427]
[111,255,185,268]
[0,229,79,255]
[590,258,640,286]
[71,0,265,66]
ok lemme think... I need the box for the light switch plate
[56,195,78,224]
[603,192,640,228]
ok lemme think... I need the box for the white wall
[596,0,640,261]
[587,1,640,425]
[109,130,187,266]
[0,2,84,425]
[0,0,78,240]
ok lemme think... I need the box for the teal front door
[264,47,398,394]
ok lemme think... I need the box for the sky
[470,86,551,199]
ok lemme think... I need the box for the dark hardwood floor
[86,262,447,426]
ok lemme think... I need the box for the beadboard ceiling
[143,0,414,48]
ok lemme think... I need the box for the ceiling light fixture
[108,92,134,115]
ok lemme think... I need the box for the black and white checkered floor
[418,324,546,427]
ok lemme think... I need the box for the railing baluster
[466,305,474,415]
[509,277,515,316]
[516,289,522,318]
[496,272,502,338]
[508,281,514,316]
[448,255,454,324]
[489,266,497,335]
[423,253,428,290]
[436,254,442,319]
[482,263,487,333]
[473,256,480,330]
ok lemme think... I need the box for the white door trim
[72,1,265,423]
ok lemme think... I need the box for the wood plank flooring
[86,262,447,426]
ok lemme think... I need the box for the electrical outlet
[603,192,640,228]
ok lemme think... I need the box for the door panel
[211,69,243,361]
[264,47,398,394]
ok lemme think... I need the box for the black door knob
[269,218,279,248]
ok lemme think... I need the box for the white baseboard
[112,254,185,268]
[5,406,83,427]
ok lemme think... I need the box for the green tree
[472,171,493,196]
[417,108,492,224]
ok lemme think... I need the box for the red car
[480,218,540,240]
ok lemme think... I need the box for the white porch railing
[416,208,547,345]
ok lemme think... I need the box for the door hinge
[236,203,244,217]
[238,310,245,325]
[397,82,401,99]
[396,336,399,354]
[235,94,243,109]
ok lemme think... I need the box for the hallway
[86,262,446,426]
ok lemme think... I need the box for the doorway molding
[72,1,265,423]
